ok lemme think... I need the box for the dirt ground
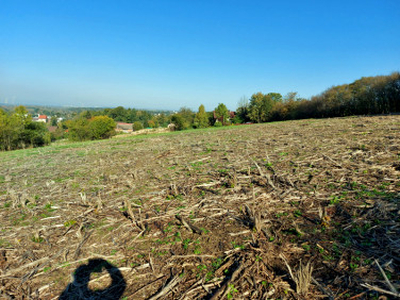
[1,115,399,299]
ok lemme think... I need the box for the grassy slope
[0,116,399,299]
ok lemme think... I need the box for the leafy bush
[66,118,90,141]
[89,116,116,139]
[66,116,116,141]
[0,106,50,151]
[133,121,143,131]
[171,114,190,131]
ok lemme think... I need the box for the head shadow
[59,258,126,300]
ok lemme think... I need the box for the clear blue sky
[1,0,399,111]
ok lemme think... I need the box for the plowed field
[1,115,399,299]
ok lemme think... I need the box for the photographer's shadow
[59,258,126,300]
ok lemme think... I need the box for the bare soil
[1,115,399,299]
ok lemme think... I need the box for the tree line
[81,107,172,128]
[72,72,400,133]
[238,72,400,123]
[1,72,399,150]
[0,106,51,151]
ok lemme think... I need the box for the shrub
[133,121,143,131]
[66,116,116,141]
[89,116,116,139]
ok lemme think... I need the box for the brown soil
[0,115,399,299]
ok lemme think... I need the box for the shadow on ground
[59,258,126,300]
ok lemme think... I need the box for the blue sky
[1,0,399,111]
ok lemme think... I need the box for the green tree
[0,106,50,150]
[193,104,209,128]
[137,110,152,125]
[235,96,250,124]
[80,110,93,119]
[133,121,143,131]
[268,92,283,103]
[178,107,195,129]
[127,108,138,123]
[154,113,169,127]
[67,116,116,141]
[247,92,282,123]
[0,109,13,150]
[88,116,116,139]
[169,107,194,130]
[50,116,58,126]
[66,118,90,141]
[108,106,127,121]
[21,121,48,147]
[248,93,274,123]
[214,103,229,125]
[13,105,32,125]
[170,114,188,131]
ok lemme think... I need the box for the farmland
[1,115,399,299]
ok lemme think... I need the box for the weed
[174,231,182,242]
[64,220,77,227]
[44,203,55,212]
[155,251,168,256]
[31,236,44,243]
[327,183,336,190]
[182,238,191,250]
[330,195,341,205]
[350,263,359,271]
[59,262,71,268]
[212,258,223,270]
[205,270,214,282]
[197,264,207,272]
[275,212,288,218]
[264,162,273,168]
[0,239,12,247]
[231,241,245,250]
[293,210,302,217]
[40,213,51,219]
[163,222,174,233]
[227,284,238,299]
[384,271,392,280]
[27,202,37,209]
[130,262,140,267]
[332,244,341,257]
[191,161,204,168]
[322,255,334,261]
[193,246,202,255]
[363,259,372,265]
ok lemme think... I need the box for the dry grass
[281,254,313,296]
[0,115,399,299]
